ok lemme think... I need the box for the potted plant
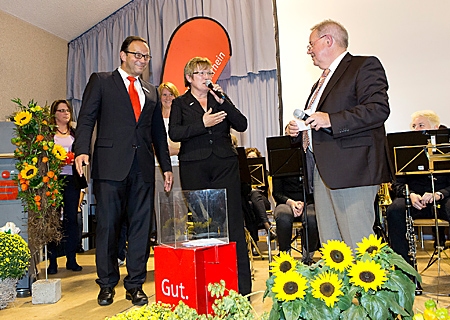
[0,225,31,309]
[264,235,420,320]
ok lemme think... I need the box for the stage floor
[2,238,450,319]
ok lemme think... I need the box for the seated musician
[387,110,450,266]
[271,125,320,265]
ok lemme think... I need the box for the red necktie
[302,68,330,151]
[127,76,141,121]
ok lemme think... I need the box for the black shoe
[415,281,423,296]
[126,287,148,306]
[98,287,115,306]
[47,265,58,275]
[66,263,83,272]
[434,239,447,249]
[149,238,159,246]
[252,248,260,257]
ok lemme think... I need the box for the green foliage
[107,281,268,320]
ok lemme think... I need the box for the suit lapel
[185,91,206,115]
[317,53,352,110]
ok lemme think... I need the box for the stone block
[32,279,61,304]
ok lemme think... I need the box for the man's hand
[287,120,300,137]
[203,109,227,127]
[75,154,89,176]
[304,111,331,131]
[410,193,426,210]
[287,199,304,217]
[163,171,173,192]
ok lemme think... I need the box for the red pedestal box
[154,243,238,314]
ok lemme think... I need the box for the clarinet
[404,184,422,295]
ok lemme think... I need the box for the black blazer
[74,69,171,183]
[169,90,247,162]
[301,53,392,189]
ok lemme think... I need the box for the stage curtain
[67,0,278,153]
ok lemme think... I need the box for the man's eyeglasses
[307,34,328,51]
[56,109,70,113]
[125,51,152,61]
[193,71,215,76]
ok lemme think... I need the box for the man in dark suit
[288,20,391,249]
[74,36,173,306]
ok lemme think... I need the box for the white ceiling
[0,0,131,41]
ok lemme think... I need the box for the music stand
[266,135,310,256]
[391,131,450,299]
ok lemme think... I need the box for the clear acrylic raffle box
[157,189,229,248]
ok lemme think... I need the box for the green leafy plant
[0,232,31,280]
[9,98,67,250]
[107,280,268,320]
[264,235,420,320]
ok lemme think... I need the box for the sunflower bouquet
[264,235,421,320]
[10,98,67,250]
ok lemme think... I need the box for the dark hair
[120,36,148,52]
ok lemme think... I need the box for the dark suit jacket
[168,90,247,162]
[304,53,391,189]
[74,69,171,183]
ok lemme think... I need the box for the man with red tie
[74,36,173,306]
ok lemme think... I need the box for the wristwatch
[436,191,444,200]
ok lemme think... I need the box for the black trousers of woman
[179,153,252,295]
[48,175,81,271]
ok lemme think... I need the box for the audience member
[46,99,83,274]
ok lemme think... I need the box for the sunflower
[320,240,354,272]
[355,234,387,257]
[52,144,67,161]
[20,164,38,180]
[348,259,387,292]
[14,111,32,126]
[272,270,307,301]
[269,251,297,275]
[311,271,344,307]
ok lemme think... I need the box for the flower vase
[0,278,18,310]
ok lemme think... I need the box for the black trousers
[180,154,252,295]
[93,156,154,290]
[387,197,450,264]
[274,203,320,253]
[48,175,81,266]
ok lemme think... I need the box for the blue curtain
[67,0,278,154]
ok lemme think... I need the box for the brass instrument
[405,184,422,295]
[375,183,392,242]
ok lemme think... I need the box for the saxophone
[404,184,422,295]
[374,183,392,242]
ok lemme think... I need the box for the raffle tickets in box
[157,189,229,248]
[154,243,238,314]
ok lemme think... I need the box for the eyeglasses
[124,51,152,61]
[192,71,215,76]
[56,109,70,113]
[307,34,328,51]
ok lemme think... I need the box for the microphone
[205,80,226,99]
[293,109,333,135]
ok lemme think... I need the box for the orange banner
[161,17,232,92]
